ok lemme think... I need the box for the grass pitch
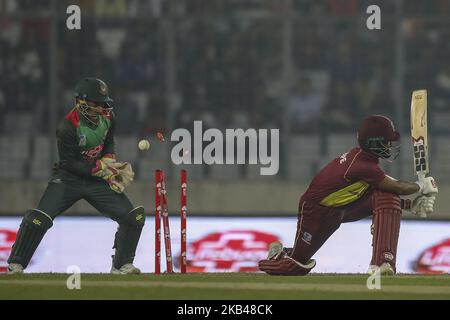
[0,273,449,300]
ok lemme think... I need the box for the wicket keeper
[259,115,438,275]
[7,78,145,274]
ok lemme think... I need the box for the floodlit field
[0,273,449,300]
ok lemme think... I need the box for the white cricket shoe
[367,262,395,276]
[7,263,24,274]
[111,263,141,275]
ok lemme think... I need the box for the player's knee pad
[8,209,53,268]
[118,206,145,228]
[113,206,145,268]
[372,191,401,212]
[23,209,54,230]
[371,191,402,271]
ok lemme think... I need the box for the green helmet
[74,77,113,104]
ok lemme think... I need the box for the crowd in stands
[1,0,449,138]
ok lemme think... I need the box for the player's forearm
[388,180,420,195]
[377,176,420,195]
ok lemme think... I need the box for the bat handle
[417,173,426,182]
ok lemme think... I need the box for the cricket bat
[410,89,429,218]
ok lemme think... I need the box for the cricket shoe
[7,263,24,274]
[268,241,289,260]
[367,262,395,276]
[111,263,141,275]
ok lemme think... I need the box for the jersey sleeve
[56,121,95,177]
[345,158,386,187]
[101,114,115,156]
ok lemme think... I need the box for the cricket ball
[138,139,150,151]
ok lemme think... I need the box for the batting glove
[416,177,438,195]
[422,194,436,214]
[409,194,436,216]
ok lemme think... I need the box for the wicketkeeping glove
[110,162,134,185]
[108,178,125,194]
[91,154,119,180]
[91,155,134,194]
[108,162,135,193]
[106,161,134,193]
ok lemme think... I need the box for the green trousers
[38,177,134,220]
[8,176,145,269]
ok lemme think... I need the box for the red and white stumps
[160,171,173,273]
[180,170,187,274]
[155,169,187,274]
[155,170,162,274]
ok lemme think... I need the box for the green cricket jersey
[53,108,115,179]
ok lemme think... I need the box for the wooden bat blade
[410,89,429,177]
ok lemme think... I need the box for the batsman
[7,77,145,274]
[259,115,438,276]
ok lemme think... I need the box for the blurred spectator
[1,0,450,179]
[113,89,139,135]
[330,39,360,84]
[116,44,153,91]
[95,0,127,18]
[358,64,395,121]
[325,80,356,132]
[286,77,325,133]
[435,65,450,109]
[293,28,326,70]
[327,0,358,16]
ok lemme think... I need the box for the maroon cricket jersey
[301,147,386,207]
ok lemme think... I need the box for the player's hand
[111,162,134,183]
[416,177,438,195]
[410,194,436,216]
[91,157,119,180]
[110,161,134,187]
[422,194,436,214]
[105,162,134,193]
[410,195,427,216]
[107,178,125,193]
[101,154,116,164]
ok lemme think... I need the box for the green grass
[0,273,449,300]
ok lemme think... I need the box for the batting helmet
[357,115,400,159]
